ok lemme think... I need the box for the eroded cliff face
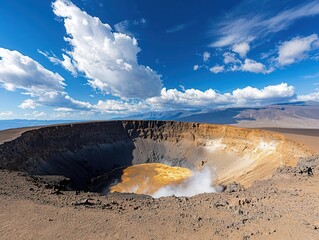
[0,121,313,191]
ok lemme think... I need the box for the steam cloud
[152,167,219,198]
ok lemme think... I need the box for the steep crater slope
[0,121,313,193]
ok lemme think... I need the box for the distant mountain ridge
[117,101,319,128]
[1,101,319,131]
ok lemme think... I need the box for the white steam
[152,167,219,198]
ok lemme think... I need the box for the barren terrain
[1,158,319,240]
[0,121,319,240]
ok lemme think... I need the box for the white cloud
[0,111,14,119]
[232,83,294,100]
[0,48,65,94]
[59,53,77,75]
[36,91,92,110]
[208,2,319,75]
[94,99,148,113]
[52,0,162,99]
[24,111,47,119]
[277,34,319,66]
[210,1,319,47]
[37,50,60,64]
[223,52,241,64]
[19,99,40,109]
[203,51,211,62]
[241,59,268,74]
[211,34,317,74]
[33,111,47,118]
[232,42,250,58]
[146,83,294,110]
[219,55,273,74]
[208,49,273,75]
[54,107,76,112]
[210,65,224,74]
[0,48,91,111]
[38,50,77,75]
[147,88,228,110]
[297,92,319,101]
[193,64,199,71]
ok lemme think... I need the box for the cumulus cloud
[53,98,147,116]
[0,48,65,93]
[218,54,273,74]
[206,2,319,75]
[210,65,224,74]
[52,0,162,99]
[36,91,92,110]
[223,52,240,64]
[232,83,294,100]
[146,83,294,110]
[241,59,271,74]
[277,34,319,66]
[209,34,317,75]
[94,99,148,114]
[0,48,91,111]
[232,42,250,58]
[0,45,298,118]
[0,111,14,119]
[19,99,40,109]
[210,1,319,47]
[297,92,319,101]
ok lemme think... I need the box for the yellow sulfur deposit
[110,163,192,195]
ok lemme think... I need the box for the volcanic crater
[0,121,312,197]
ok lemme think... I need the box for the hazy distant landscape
[0,119,80,131]
[2,101,319,131]
[119,101,319,128]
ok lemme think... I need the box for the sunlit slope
[128,123,313,187]
[111,163,192,195]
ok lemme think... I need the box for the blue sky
[0,0,319,120]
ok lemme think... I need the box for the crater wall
[0,121,313,189]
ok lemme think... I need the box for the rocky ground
[1,156,319,240]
